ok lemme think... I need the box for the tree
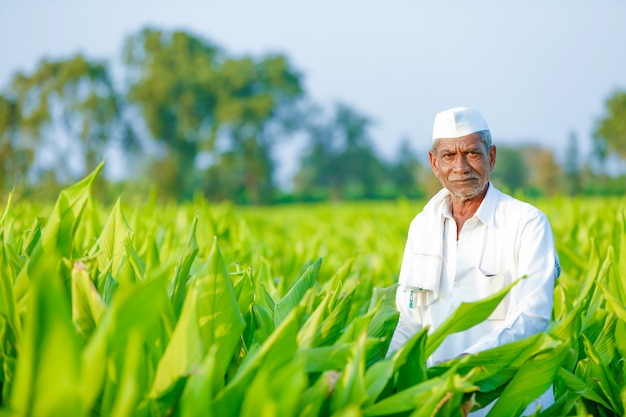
[9,54,129,182]
[293,103,388,200]
[490,145,527,193]
[123,27,304,202]
[387,138,423,198]
[594,90,626,161]
[521,145,563,196]
[0,94,32,189]
[206,54,304,204]
[564,131,582,195]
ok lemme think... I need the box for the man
[387,107,560,413]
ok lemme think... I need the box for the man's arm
[386,221,425,357]
[463,210,559,354]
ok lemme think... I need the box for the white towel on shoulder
[398,188,450,302]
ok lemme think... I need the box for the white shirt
[388,184,560,365]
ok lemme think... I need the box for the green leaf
[329,331,369,413]
[296,370,334,417]
[297,339,379,373]
[487,341,569,416]
[393,326,429,391]
[363,364,474,416]
[10,256,84,416]
[599,284,626,322]
[429,332,547,392]
[363,360,395,407]
[107,331,144,417]
[314,288,354,347]
[89,198,132,275]
[557,368,612,410]
[0,235,21,352]
[213,304,302,416]
[426,278,520,357]
[274,258,321,327]
[83,275,171,414]
[240,357,307,417]
[297,294,331,349]
[580,335,624,415]
[150,238,245,397]
[179,345,219,417]
[41,162,103,257]
[114,235,146,286]
[170,214,199,318]
[71,261,106,340]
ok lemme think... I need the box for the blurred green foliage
[0,27,625,204]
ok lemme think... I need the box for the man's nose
[452,153,469,172]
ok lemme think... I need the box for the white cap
[432,107,489,143]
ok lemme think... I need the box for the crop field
[0,165,624,416]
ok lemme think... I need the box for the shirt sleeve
[386,220,425,357]
[462,209,559,355]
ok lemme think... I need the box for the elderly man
[387,107,560,413]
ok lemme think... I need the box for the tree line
[1,27,625,204]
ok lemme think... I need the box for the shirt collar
[473,182,498,227]
[440,182,498,227]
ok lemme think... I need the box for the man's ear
[488,145,496,172]
[429,151,438,176]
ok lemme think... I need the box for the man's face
[429,133,496,201]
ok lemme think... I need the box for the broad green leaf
[330,331,369,413]
[179,345,219,417]
[107,331,144,417]
[240,357,307,417]
[71,261,106,339]
[428,332,547,392]
[114,236,146,286]
[0,238,21,350]
[10,256,83,417]
[363,360,395,407]
[233,269,255,319]
[557,367,612,409]
[213,305,302,416]
[297,370,335,417]
[298,293,331,348]
[19,217,42,258]
[252,302,275,343]
[548,300,582,341]
[195,238,246,365]
[274,258,321,326]
[426,278,520,357]
[297,339,379,373]
[41,162,103,257]
[580,336,624,415]
[320,256,356,294]
[592,314,617,366]
[89,198,132,275]
[83,275,170,414]
[394,326,429,391]
[151,239,245,397]
[487,341,569,416]
[170,214,199,318]
[364,287,399,363]
[599,284,626,323]
[363,364,474,416]
[615,320,626,360]
[314,288,355,347]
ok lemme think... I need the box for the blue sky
[2,1,626,182]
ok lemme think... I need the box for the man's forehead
[435,133,485,151]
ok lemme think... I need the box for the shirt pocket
[475,268,509,321]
